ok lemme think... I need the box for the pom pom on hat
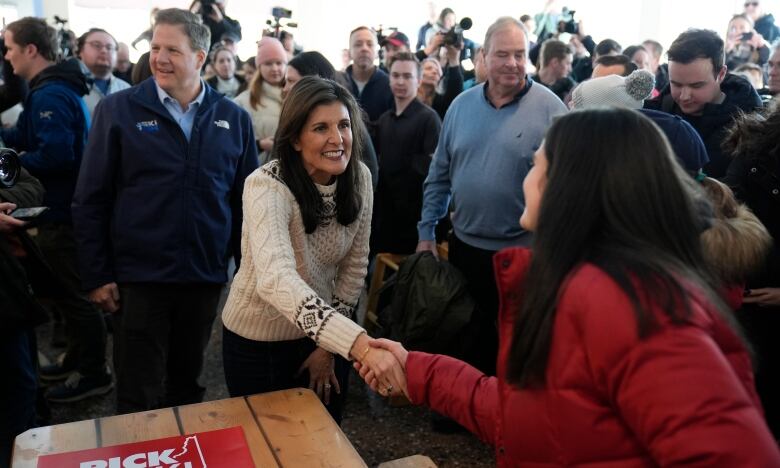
[571,69,655,110]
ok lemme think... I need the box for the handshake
[352,337,410,398]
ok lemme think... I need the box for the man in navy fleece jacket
[72,9,258,413]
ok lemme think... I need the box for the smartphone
[10,206,49,220]
[741,32,754,41]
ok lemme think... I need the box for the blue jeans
[222,328,350,424]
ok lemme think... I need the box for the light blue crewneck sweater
[417,81,567,251]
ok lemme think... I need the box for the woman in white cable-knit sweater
[221,76,404,423]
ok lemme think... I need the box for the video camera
[0,148,21,189]
[443,17,472,48]
[557,7,578,35]
[53,15,75,59]
[375,25,398,48]
[265,6,297,39]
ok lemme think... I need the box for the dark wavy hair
[273,76,365,233]
[288,51,336,80]
[507,108,729,387]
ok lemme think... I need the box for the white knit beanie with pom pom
[570,69,655,110]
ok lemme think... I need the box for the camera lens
[0,148,21,188]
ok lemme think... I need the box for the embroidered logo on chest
[214,120,230,129]
[136,120,159,132]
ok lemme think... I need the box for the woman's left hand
[297,347,339,404]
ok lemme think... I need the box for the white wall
[22,0,780,66]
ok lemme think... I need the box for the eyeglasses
[744,1,759,7]
[87,41,116,52]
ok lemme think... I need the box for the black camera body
[557,8,578,35]
[272,7,292,20]
[199,0,217,13]
[0,148,21,189]
[443,17,473,48]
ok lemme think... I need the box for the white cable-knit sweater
[221,160,371,359]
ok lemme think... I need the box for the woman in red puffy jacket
[360,108,780,466]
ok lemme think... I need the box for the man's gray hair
[483,16,528,53]
[154,8,211,52]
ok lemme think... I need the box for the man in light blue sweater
[416,17,566,376]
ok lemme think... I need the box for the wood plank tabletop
[177,396,278,467]
[11,388,364,467]
[247,389,367,467]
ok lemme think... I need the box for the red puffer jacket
[406,247,780,467]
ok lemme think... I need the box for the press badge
[136,120,159,132]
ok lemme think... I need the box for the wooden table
[12,388,367,467]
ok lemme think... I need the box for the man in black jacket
[644,29,762,178]
[2,17,112,403]
[191,0,241,49]
[0,166,50,462]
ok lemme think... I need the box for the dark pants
[222,328,351,425]
[448,233,499,376]
[0,329,37,467]
[112,283,222,414]
[35,225,107,378]
[738,305,780,439]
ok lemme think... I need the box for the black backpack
[380,251,476,358]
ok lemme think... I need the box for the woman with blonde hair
[234,36,286,163]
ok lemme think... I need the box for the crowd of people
[2,0,780,465]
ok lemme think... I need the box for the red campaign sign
[37,426,255,468]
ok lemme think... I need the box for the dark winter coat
[0,59,89,225]
[386,251,475,357]
[72,78,259,290]
[644,73,762,178]
[406,248,780,467]
[0,169,63,329]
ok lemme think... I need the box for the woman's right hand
[354,338,409,397]
[350,334,407,397]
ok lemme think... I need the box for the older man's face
[484,25,528,92]
[767,48,780,94]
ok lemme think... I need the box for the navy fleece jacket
[72,78,259,290]
[0,59,90,224]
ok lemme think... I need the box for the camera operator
[0,158,57,463]
[189,0,241,48]
[1,17,112,403]
[725,14,770,70]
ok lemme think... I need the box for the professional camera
[271,7,292,20]
[0,148,21,189]
[198,0,218,14]
[375,25,398,48]
[53,15,75,58]
[557,7,578,35]
[443,17,472,48]
[265,6,296,39]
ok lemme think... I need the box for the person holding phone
[725,14,770,70]
[0,167,52,462]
